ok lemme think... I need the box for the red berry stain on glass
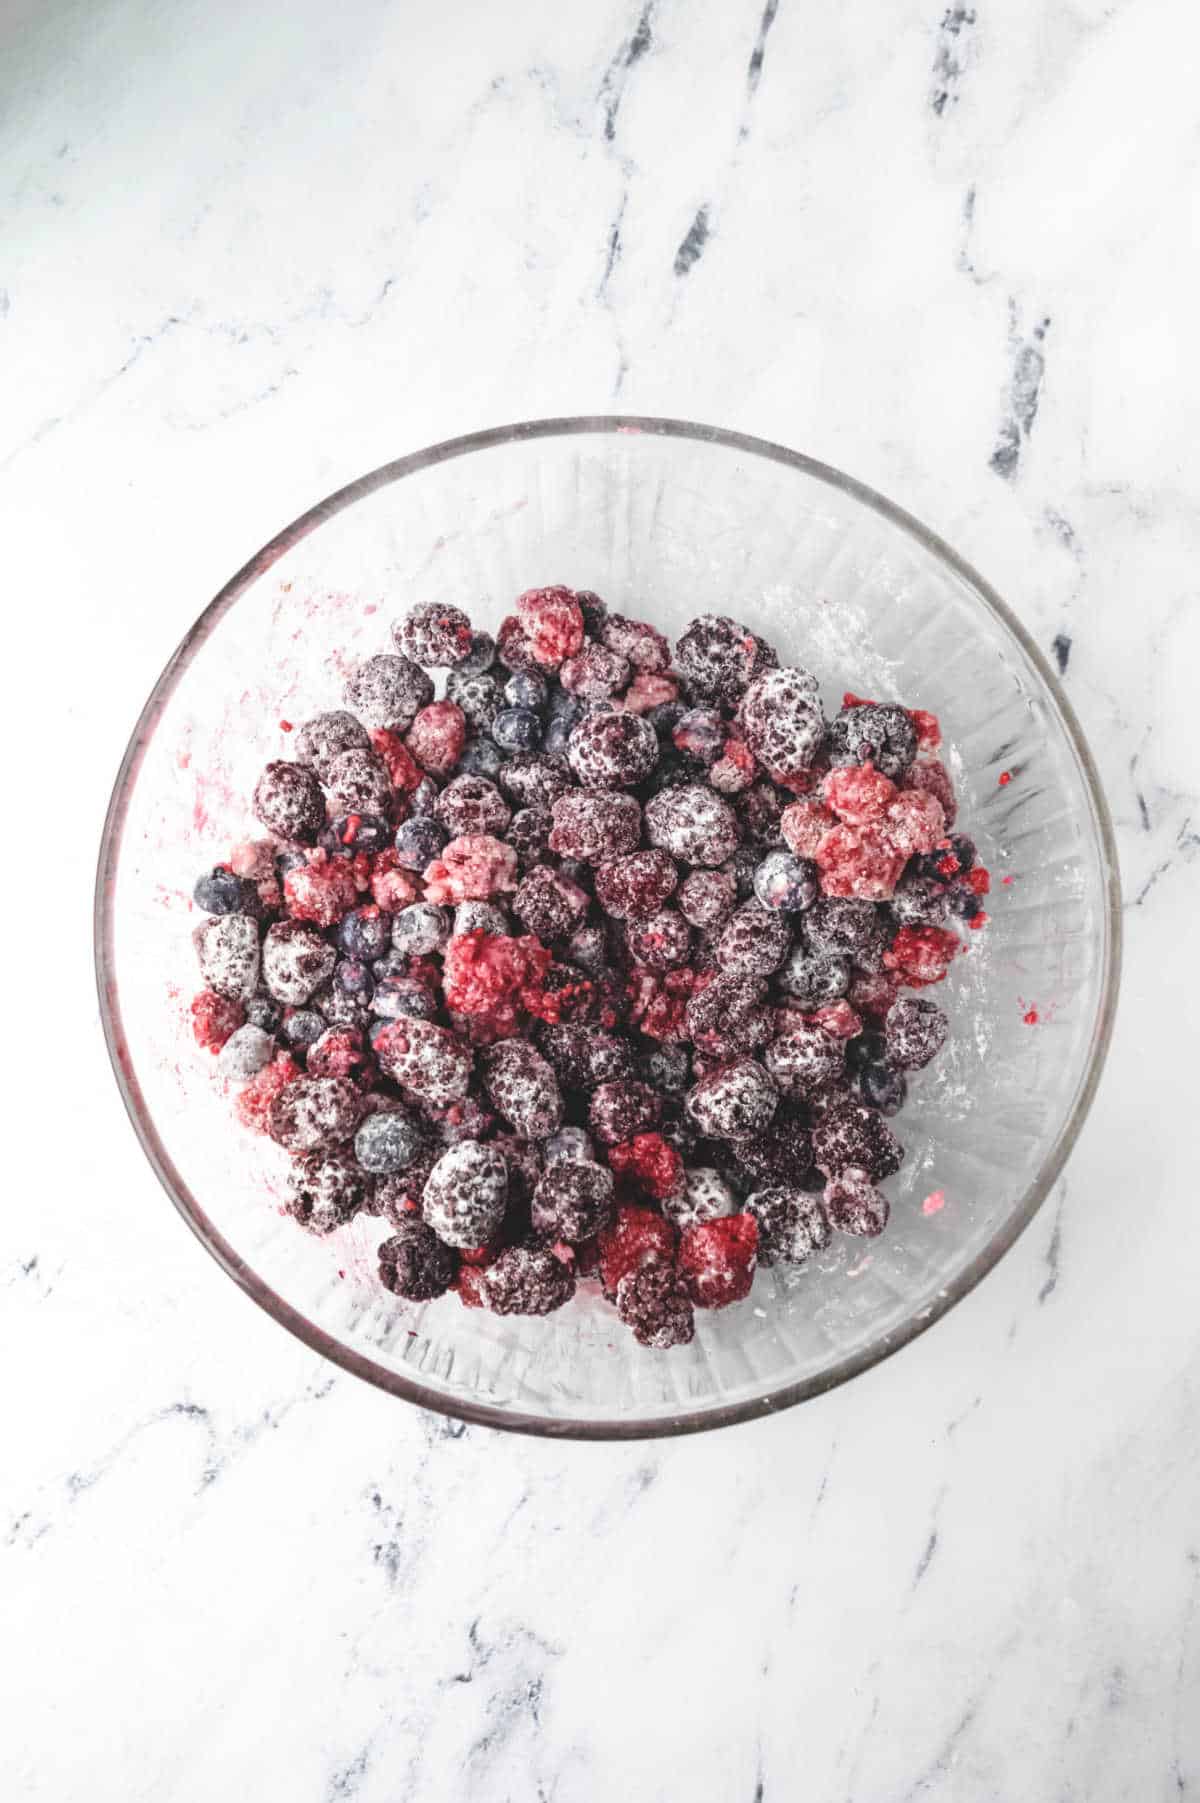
[1023,1005,1040,1025]
[922,1190,946,1216]
[279,720,293,732]
[998,770,1012,787]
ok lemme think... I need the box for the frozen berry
[193,866,257,917]
[321,812,391,858]
[445,674,503,737]
[511,864,589,942]
[194,913,261,1001]
[422,1140,508,1247]
[848,968,902,1022]
[354,1108,425,1174]
[267,1075,364,1154]
[676,867,738,929]
[405,701,466,777]
[814,822,906,901]
[589,1079,662,1147]
[217,1022,275,1078]
[391,902,450,957]
[191,989,245,1052]
[293,711,371,778]
[454,901,511,938]
[883,789,946,858]
[780,799,838,858]
[338,905,391,962]
[515,586,585,667]
[344,653,432,731]
[495,614,539,672]
[459,631,497,675]
[615,1263,694,1348]
[497,754,574,812]
[811,1098,903,1180]
[623,907,691,972]
[481,1245,575,1315]
[685,973,772,1056]
[287,1152,370,1234]
[902,756,957,827]
[600,612,671,672]
[503,669,548,711]
[662,1167,735,1231]
[804,897,887,966]
[588,849,672,922]
[435,774,511,838]
[822,762,898,825]
[827,702,917,781]
[283,854,360,928]
[737,668,823,783]
[378,1219,458,1300]
[745,1187,831,1264]
[885,996,949,1069]
[393,601,474,667]
[775,943,850,1008]
[608,1131,684,1203]
[708,737,758,795]
[597,1206,676,1296]
[753,849,819,912]
[883,925,960,988]
[253,760,325,842]
[889,870,951,928]
[857,1061,907,1115]
[675,614,777,703]
[531,1160,615,1242]
[560,641,631,699]
[685,1058,777,1139]
[624,670,678,715]
[234,1052,300,1133]
[568,711,659,789]
[394,816,447,870]
[280,1007,326,1051]
[503,807,552,867]
[374,1018,473,1106]
[715,901,792,977]
[730,1112,814,1188]
[369,730,424,795]
[644,784,740,867]
[492,706,544,753]
[672,707,724,764]
[765,1024,845,1098]
[538,1023,635,1090]
[423,835,519,904]
[549,791,641,863]
[482,1039,564,1138]
[823,1166,890,1236]
[545,1126,595,1163]
[678,1213,758,1309]
[322,748,390,820]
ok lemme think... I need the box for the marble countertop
[5,0,1197,1796]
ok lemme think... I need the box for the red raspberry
[908,708,942,751]
[423,835,518,903]
[369,727,424,793]
[882,789,946,857]
[815,823,906,900]
[822,762,897,826]
[235,1053,301,1132]
[903,757,957,827]
[808,999,863,1039]
[678,1214,758,1309]
[884,925,961,987]
[191,989,245,1052]
[780,799,837,858]
[621,670,678,714]
[966,866,991,896]
[842,691,875,708]
[441,930,551,1018]
[597,1206,676,1298]
[405,701,466,776]
[456,1265,489,1309]
[516,586,585,667]
[608,1133,685,1202]
[368,849,420,911]
[283,853,360,927]
[626,965,697,1041]
[709,737,757,794]
[306,1028,369,1080]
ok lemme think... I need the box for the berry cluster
[187,592,987,1348]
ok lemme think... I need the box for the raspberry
[423,835,519,904]
[662,1167,735,1230]
[455,1265,489,1309]
[715,902,793,976]
[495,614,540,673]
[368,728,425,794]
[235,1053,301,1133]
[622,671,678,713]
[847,968,902,1021]
[421,1141,508,1247]
[598,612,670,672]
[548,791,642,863]
[808,999,863,1039]
[745,1187,830,1265]
[608,1132,684,1202]
[822,762,897,826]
[676,868,738,929]
[288,1153,370,1235]
[481,1246,576,1315]
[560,641,632,699]
[823,1167,890,1236]
[765,1024,846,1098]
[530,1160,615,1242]
[393,601,474,667]
[708,737,757,794]
[678,1214,758,1309]
[194,913,261,1002]
[625,966,697,1042]
[644,784,741,866]
[267,1076,364,1154]
[814,823,906,901]
[883,789,946,857]
[902,757,958,827]
[811,1099,903,1180]
[737,668,824,782]
[685,973,772,1057]
[345,653,432,731]
[405,701,466,777]
[675,614,777,703]
[827,702,917,781]
[283,853,360,927]
[378,1220,458,1300]
[568,711,659,789]
[780,799,838,858]
[442,930,550,1024]
[191,989,245,1052]
[597,1205,676,1296]
[625,907,693,971]
[885,996,949,1069]
[307,1025,370,1080]
[374,1019,474,1106]
[685,1058,777,1140]
[615,1264,695,1348]
[908,708,942,751]
[589,1079,662,1147]
[883,925,961,988]
[435,774,511,838]
[482,1039,564,1138]
[516,586,586,667]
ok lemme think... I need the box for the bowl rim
[94,414,1123,1440]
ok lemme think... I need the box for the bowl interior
[98,420,1119,1435]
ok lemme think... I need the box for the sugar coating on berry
[516,586,586,667]
[662,1167,735,1231]
[822,762,897,826]
[374,1018,474,1105]
[883,925,961,988]
[549,791,641,863]
[902,757,958,827]
[737,668,824,782]
[293,711,371,778]
[530,1160,615,1242]
[675,614,777,703]
[253,760,325,842]
[378,1219,458,1300]
[393,601,474,667]
[765,1023,846,1098]
[616,1263,695,1348]
[405,701,466,777]
[745,1187,831,1265]
[589,1079,662,1147]
[685,1058,778,1140]
[481,1245,576,1315]
[287,1153,371,1235]
[511,864,590,942]
[601,612,671,672]
[267,1076,364,1154]
[824,1166,890,1236]
[812,1099,903,1180]
[678,1213,758,1309]
[676,867,738,929]
[482,1039,564,1138]
[715,901,793,977]
[435,773,511,838]
[560,641,631,699]
[644,784,740,867]
[344,654,432,731]
[423,834,519,904]
[568,711,659,789]
[421,1141,508,1248]
[194,914,261,1001]
[597,1205,676,1296]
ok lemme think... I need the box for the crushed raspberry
[235,1053,301,1132]
[608,1133,685,1202]
[709,737,757,794]
[369,727,424,793]
[368,849,420,911]
[423,834,518,903]
[307,1028,369,1080]
[516,586,585,667]
[903,757,957,827]
[908,708,942,751]
[191,990,245,1052]
[780,799,838,858]
[597,1206,676,1298]
[441,929,551,1021]
[626,965,698,1042]
[621,670,679,714]
[882,788,946,857]
[822,762,897,825]
[884,926,961,987]
[522,971,597,1025]
[808,999,863,1039]
[966,866,991,895]
[677,1214,758,1309]
[405,701,466,776]
[815,823,906,900]
[283,853,360,927]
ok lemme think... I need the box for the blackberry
[764,1024,846,1098]
[293,711,371,778]
[354,1108,425,1174]
[804,897,887,967]
[323,747,391,818]
[601,613,671,672]
[393,601,473,667]
[844,1029,887,1074]
[625,907,692,971]
[745,1187,831,1265]
[481,1246,575,1316]
[811,1099,904,1180]
[740,781,788,848]
[537,1024,635,1091]
[568,711,659,790]
[482,1040,564,1138]
[344,655,432,731]
[435,774,511,838]
[675,613,777,703]
[394,815,448,871]
[531,1160,615,1242]
[287,1153,371,1235]
[775,944,850,1008]
[373,1018,473,1106]
[737,668,824,781]
[731,1113,814,1188]
[643,784,740,867]
[392,902,451,957]
[267,1076,364,1154]
[492,706,544,753]
[638,1041,691,1095]
[885,996,949,1069]
[193,866,257,916]
[511,865,589,942]
[421,1140,508,1247]
[506,806,554,866]
[339,905,393,961]
[253,760,325,842]
[549,791,642,864]
[615,1263,694,1348]
[823,1167,890,1237]
[560,641,631,700]
[685,1059,778,1140]
[676,868,738,930]
[715,902,793,977]
[496,753,573,812]
[589,1079,662,1147]
[378,1219,458,1300]
[827,702,917,781]
[244,993,283,1034]
[889,870,951,928]
[594,849,677,921]
[194,914,261,1001]
[685,973,772,1056]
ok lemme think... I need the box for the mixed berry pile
[187,588,989,1350]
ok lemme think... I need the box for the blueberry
[639,1042,691,1094]
[493,706,544,753]
[281,1009,326,1051]
[332,958,375,1005]
[647,700,687,738]
[372,974,440,1022]
[392,902,451,956]
[244,993,282,1034]
[457,737,505,778]
[338,906,393,961]
[544,1126,596,1164]
[752,850,819,913]
[193,867,255,915]
[542,716,573,759]
[857,1062,907,1115]
[504,670,548,711]
[354,1109,425,1174]
[844,1030,887,1075]
[393,816,447,870]
[320,813,391,856]
[458,631,497,675]
[548,688,584,724]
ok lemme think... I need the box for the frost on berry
[745,1187,831,1265]
[644,784,740,867]
[421,1141,508,1248]
[482,1039,564,1138]
[883,925,961,988]
[678,1214,758,1309]
[823,1166,890,1236]
[531,1160,615,1242]
[423,835,519,904]
[685,1058,778,1140]
[405,701,466,776]
[516,586,586,667]
[549,791,641,862]
[568,711,659,789]
[737,667,824,782]
[764,1023,846,1098]
[374,1019,474,1106]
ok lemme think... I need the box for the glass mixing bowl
[95,418,1121,1438]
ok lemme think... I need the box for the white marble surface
[4,0,1198,1795]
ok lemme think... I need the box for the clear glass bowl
[95,417,1121,1438]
